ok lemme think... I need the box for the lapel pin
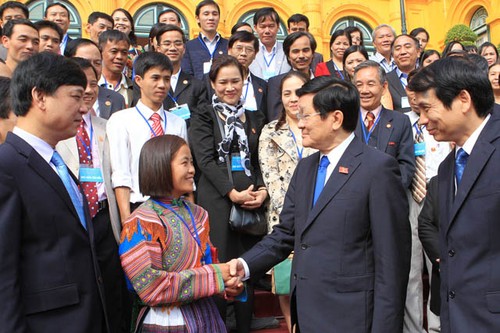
[251,128,256,134]
[183,80,188,85]
[219,51,223,54]
[98,136,104,142]
[431,147,436,152]
[339,166,349,174]
[386,123,392,128]
[258,88,263,93]
[105,101,111,106]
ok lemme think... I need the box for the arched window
[27,0,81,38]
[239,10,288,42]
[331,17,373,53]
[470,7,488,45]
[134,3,189,39]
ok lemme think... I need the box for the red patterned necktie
[365,111,375,131]
[76,119,99,218]
[150,112,164,137]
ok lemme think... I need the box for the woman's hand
[241,187,267,210]
[228,185,257,204]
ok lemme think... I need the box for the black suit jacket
[386,69,411,113]
[354,107,416,188]
[98,86,126,119]
[242,138,411,332]
[418,176,441,315]
[0,133,108,333]
[181,36,228,80]
[266,72,288,121]
[163,70,208,114]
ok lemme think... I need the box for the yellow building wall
[21,0,500,56]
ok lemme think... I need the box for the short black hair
[0,1,29,20]
[134,52,173,78]
[71,57,98,80]
[2,18,37,38]
[34,20,64,41]
[297,76,360,132]
[156,24,186,45]
[409,27,429,42]
[88,11,114,26]
[342,45,369,80]
[287,14,309,29]
[208,54,244,83]
[283,31,317,58]
[253,7,279,25]
[10,53,87,116]
[195,0,220,16]
[64,38,99,57]
[98,29,130,49]
[228,31,258,52]
[408,56,494,117]
[0,77,12,119]
[391,34,420,52]
[157,9,181,23]
[44,3,70,18]
[230,22,252,35]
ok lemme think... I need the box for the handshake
[216,259,247,300]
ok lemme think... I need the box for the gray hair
[371,24,396,41]
[353,60,387,84]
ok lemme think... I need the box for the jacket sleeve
[418,176,440,262]
[397,115,416,189]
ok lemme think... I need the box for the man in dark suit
[386,34,420,112]
[65,38,126,119]
[266,31,317,121]
[0,53,109,332]
[181,0,228,80]
[353,60,415,189]
[228,76,411,332]
[409,56,500,333]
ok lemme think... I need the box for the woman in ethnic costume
[119,135,241,332]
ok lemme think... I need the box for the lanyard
[243,80,251,102]
[135,106,167,137]
[399,74,408,89]
[76,116,94,162]
[413,122,424,136]
[103,75,122,91]
[289,129,303,160]
[168,93,179,107]
[197,35,221,59]
[332,61,345,80]
[263,50,276,68]
[152,199,202,250]
[360,111,382,143]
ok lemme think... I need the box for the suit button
[448,249,455,257]
[293,274,297,280]
[301,244,308,250]
[98,276,103,284]
[449,291,455,299]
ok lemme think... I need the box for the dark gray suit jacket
[242,138,411,332]
[98,86,126,119]
[387,69,411,113]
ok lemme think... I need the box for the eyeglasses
[296,112,321,121]
[232,46,255,54]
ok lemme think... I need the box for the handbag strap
[214,109,234,184]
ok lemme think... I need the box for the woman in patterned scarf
[189,55,267,333]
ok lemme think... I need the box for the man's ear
[31,87,47,111]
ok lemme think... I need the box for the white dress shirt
[106,100,188,203]
[369,52,397,73]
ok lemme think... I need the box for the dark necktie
[455,148,469,187]
[313,156,330,206]
[76,119,99,218]
[51,151,87,229]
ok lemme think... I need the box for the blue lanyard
[413,122,424,136]
[243,80,251,102]
[360,111,382,143]
[168,93,179,107]
[399,74,408,89]
[197,35,221,59]
[153,199,202,250]
[332,61,344,80]
[135,106,167,137]
[76,117,94,163]
[263,50,276,68]
[289,129,303,160]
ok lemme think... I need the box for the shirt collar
[360,105,383,119]
[136,99,165,118]
[13,126,55,164]
[459,113,491,156]
[321,132,356,161]
[260,41,277,54]
[200,32,220,43]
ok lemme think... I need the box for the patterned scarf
[212,94,252,177]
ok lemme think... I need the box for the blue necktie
[455,148,469,187]
[313,156,330,206]
[51,151,87,229]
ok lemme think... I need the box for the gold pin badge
[183,80,188,85]
[219,51,223,54]
[431,147,436,152]
[251,128,256,134]
[386,123,392,128]
[258,88,263,93]
[98,136,104,142]
[105,101,111,106]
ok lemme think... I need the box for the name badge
[203,60,212,74]
[401,96,410,109]
[414,142,426,156]
[80,166,104,183]
[170,104,191,120]
[231,154,244,171]
[262,69,275,81]
[244,99,258,112]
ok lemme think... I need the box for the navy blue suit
[438,114,500,332]
[242,138,411,332]
[0,133,109,333]
[354,107,415,188]
[386,69,411,113]
[98,86,126,119]
[181,36,228,80]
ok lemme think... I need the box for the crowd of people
[0,1,500,333]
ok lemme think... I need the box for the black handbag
[215,110,268,236]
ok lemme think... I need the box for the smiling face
[481,46,498,66]
[74,43,103,78]
[211,64,243,105]
[415,32,428,50]
[298,93,335,151]
[488,63,500,91]
[112,10,132,35]
[287,35,313,73]
[196,4,220,35]
[392,35,419,72]
[101,40,129,74]
[170,144,195,198]
[330,35,350,62]
[44,4,70,34]
[135,66,171,110]
[2,24,40,65]
[281,75,306,120]
[372,26,395,56]
[86,18,113,43]
[82,67,98,110]
[354,66,386,111]
[344,51,367,77]
[1,7,27,27]
[157,30,185,65]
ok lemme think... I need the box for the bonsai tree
[445,24,478,46]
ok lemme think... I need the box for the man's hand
[227,258,245,279]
